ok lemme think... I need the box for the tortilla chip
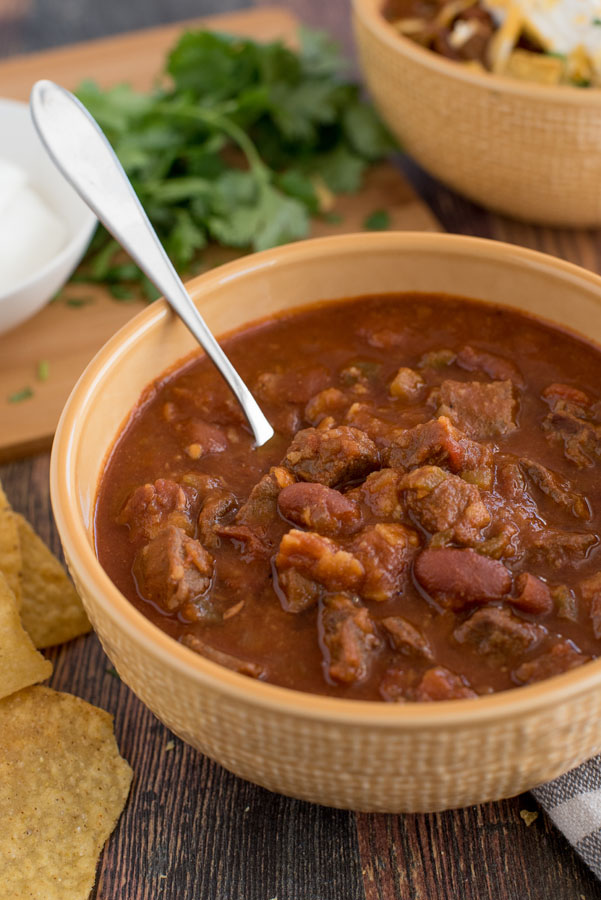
[16,514,91,648]
[0,481,22,608]
[0,685,132,900]
[0,570,52,700]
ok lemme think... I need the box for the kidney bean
[414,547,512,608]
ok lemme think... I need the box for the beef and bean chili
[95,293,601,702]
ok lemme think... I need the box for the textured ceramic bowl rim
[353,0,601,106]
[52,231,601,730]
[0,98,97,304]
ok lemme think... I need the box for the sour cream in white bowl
[0,98,96,335]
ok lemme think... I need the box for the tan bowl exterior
[51,232,601,812]
[353,0,601,227]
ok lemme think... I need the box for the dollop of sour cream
[0,158,67,294]
[484,0,601,59]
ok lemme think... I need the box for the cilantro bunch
[75,27,395,300]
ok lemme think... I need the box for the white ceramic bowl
[0,98,96,334]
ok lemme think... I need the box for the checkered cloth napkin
[532,756,601,877]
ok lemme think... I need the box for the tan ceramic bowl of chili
[352,0,601,227]
[51,232,601,812]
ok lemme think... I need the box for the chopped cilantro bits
[8,386,34,404]
[36,360,49,382]
[66,296,94,308]
[363,208,391,231]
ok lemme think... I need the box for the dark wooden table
[2,1,601,898]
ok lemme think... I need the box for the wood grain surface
[0,7,437,462]
[2,2,601,899]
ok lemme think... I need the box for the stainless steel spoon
[30,79,274,447]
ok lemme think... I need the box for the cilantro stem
[157,104,269,183]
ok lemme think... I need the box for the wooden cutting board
[0,5,439,462]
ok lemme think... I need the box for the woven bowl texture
[51,232,601,812]
[353,0,601,227]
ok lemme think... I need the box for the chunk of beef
[305,388,349,426]
[175,418,228,459]
[198,489,238,551]
[492,462,543,543]
[237,467,295,527]
[216,466,294,555]
[496,461,529,505]
[414,666,477,701]
[431,380,517,439]
[275,530,365,613]
[453,607,545,662]
[319,594,380,684]
[345,402,398,446]
[118,479,198,540]
[544,413,601,468]
[352,524,419,601]
[519,458,590,520]
[133,525,214,613]
[398,466,490,545]
[511,573,553,616]
[389,367,424,401]
[580,572,601,639]
[276,568,324,613]
[384,416,493,482]
[349,468,404,520]
[282,425,379,487]
[278,482,362,536]
[543,383,593,416]
[414,548,512,609]
[456,345,524,387]
[542,384,601,468]
[513,641,587,684]
[182,632,265,678]
[381,616,433,661]
[525,531,597,569]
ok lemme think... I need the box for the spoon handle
[30,79,274,448]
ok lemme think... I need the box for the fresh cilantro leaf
[298,25,345,77]
[253,186,310,251]
[167,31,259,99]
[277,170,320,213]
[363,209,391,230]
[343,101,397,160]
[269,79,340,142]
[207,206,261,247]
[318,144,367,193]
[166,209,207,265]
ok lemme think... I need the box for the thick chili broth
[95,294,601,701]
